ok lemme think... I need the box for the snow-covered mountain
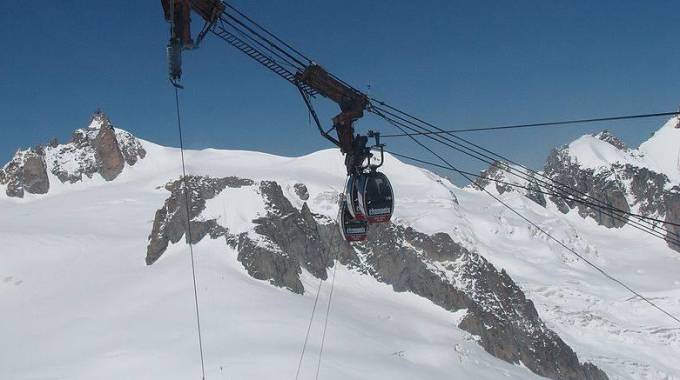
[477,117,680,251]
[1,112,679,379]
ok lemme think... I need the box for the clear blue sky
[1,1,679,181]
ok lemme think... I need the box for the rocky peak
[94,121,125,181]
[88,109,112,130]
[593,130,628,150]
[543,128,680,247]
[0,148,49,198]
[473,161,547,207]
[0,110,147,198]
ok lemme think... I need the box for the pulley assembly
[160,0,395,241]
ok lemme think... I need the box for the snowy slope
[455,186,680,379]
[2,117,680,379]
[472,117,680,378]
[639,118,680,182]
[0,140,545,380]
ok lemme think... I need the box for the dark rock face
[94,124,125,181]
[22,153,49,194]
[594,130,628,150]
[145,176,254,265]
[117,129,147,165]
[662,188,680,250]
[49,129,100,183]
[1,150,49,197]
[146,175,608,380]
[237,234,305,293]
[1,111,147,197]
[360,225,606,380]
[293,183,309,200]
[146,177,318,293]
[474,161,547,207]
[544,149,631,229]
[542,139,680,251]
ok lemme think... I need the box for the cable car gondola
[339,133,394,241]
[357,171,394,223]
[355,138,394,224]
[338,197,368,241]
[344,174,366,221]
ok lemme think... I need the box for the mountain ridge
[2,112,679,379]
[477,117,680,251]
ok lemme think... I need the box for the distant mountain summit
[476,117,680,250]
[592,130,628,150]
[0,110,146,198]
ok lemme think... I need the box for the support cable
[383,150,677,243]
[218,17,301,72]
[295,278,324,380]
[380,109,680,324]
[315,255,339,380]
[372,107,680,326]
[478,181,680,325]
[222,2,313,64]
[173,86,207,380]
[378,108,680,137]
[376,109,680,232]
[220,5,308,68]
[370,105,680,242]
[375,108,680,247]
[370,103,671,225]
[295,108,327,380]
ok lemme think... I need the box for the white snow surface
[202,185,266,236]
[2,122,680,379]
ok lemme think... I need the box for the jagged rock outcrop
[293,183,309,200]
[22,152,50,194]
[543,148,631,228]
[0,110,147,198]
[475,161,547,207]
[593,130,627,150]
[146,174,607,380]
[48,111,146,183]
[664,190,680,251]
[94,123,125,181]
[118,130,146,166]
[145,176,254,265]
[0,149,49,197]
